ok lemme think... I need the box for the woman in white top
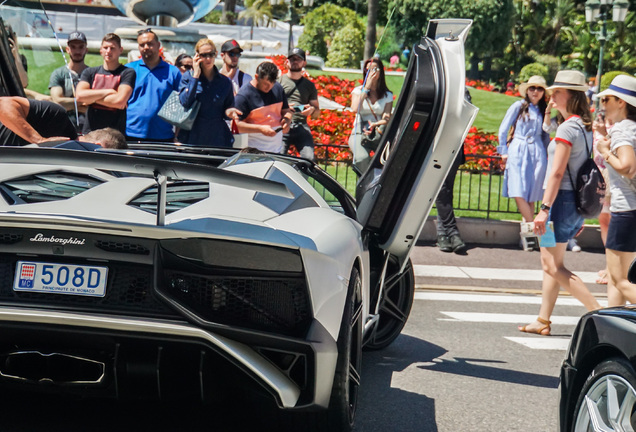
[348,58,393,173]
[594,74,636,305]
[519,70,601,336]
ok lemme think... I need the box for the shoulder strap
[238,70,244,87]
[565,121,592,186]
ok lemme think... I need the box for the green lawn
[23,52,120,95]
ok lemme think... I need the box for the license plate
[14,261,108,297]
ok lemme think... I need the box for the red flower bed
[466,79,520,97]
[264,56,504,166]
[463,126,503,172]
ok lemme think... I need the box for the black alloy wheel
[364,258,414,350]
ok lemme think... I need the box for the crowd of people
[500,70,636,335]
[2,29,322,160]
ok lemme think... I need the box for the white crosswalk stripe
[415,291,593,351]
[413,264,599,284]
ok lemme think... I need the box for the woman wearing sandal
[519,70,601,336]
[595,75,636,306]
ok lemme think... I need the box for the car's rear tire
[279,267,363,432]
[364,258,414,350]
[572,357,636,432]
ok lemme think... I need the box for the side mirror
[629,258,636,284]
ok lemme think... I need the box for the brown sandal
[518,317,551,336]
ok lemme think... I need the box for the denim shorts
[549,190,584,243]
[606,209,636,252]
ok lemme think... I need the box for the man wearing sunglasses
[125,28,182,142]
[219,40,252,96]
[279,48,319,160]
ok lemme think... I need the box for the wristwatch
[540,203,551,212]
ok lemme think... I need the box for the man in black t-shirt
[234,61,292,154]
[279,48,319,160]
[76,33,135,135]
[0,97,77,146]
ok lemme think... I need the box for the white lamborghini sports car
[0,19,477,431]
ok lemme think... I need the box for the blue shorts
[549,190,584,243]
[606,210,636,252]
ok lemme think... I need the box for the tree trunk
[364,0,378,61]
[468,55,480,80]
[482,56,492,82]
[222,0,237,24]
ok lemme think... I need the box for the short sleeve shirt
[125,59,182,140]
[279,74,317,124]
[607,119,636,212]
[49,66,81,98]
[544,115,592,190]
[79,64,136,135]
[234,82,289,120]
[0,100,77,146]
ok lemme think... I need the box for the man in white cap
[279,48,320,160]
[219,39,252,95]
[48,31,89,132]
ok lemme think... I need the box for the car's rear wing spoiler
[0,147,292,226]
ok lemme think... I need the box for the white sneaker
[567,239,581,252]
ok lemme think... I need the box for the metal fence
[313,145,525,220]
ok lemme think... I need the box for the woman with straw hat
[498,75,550,251]
[594,74,636,306]
[519,70,601,336]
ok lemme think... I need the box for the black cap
[221,39,243,53]
[67,31,87,44]
[287,48,306,60]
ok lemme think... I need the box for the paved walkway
[410,241,608,296]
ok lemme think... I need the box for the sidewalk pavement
[412,217,608,297]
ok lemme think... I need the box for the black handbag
[361,124,386,152]
[567,125,606,219]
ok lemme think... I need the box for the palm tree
[364,0,378,60]
[238,0,274,39]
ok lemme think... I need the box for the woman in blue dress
[498,75,550,249]
[178,39,234,147]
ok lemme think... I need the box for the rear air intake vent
[0,234,22,244]
[95,241,150,255]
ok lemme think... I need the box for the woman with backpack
[594,75,636,306]
[519,70,601,336]
[498,76,550,251]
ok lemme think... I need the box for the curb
[418,216,603,249]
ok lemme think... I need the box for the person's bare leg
[607,249,636,303]
[514,197,535,223]
[544,243,601,310]
[519,247,560,335]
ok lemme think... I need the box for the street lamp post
[585,0,628,110]
[269,0,314,52]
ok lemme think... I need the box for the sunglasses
[227,52,242,58]
[600,96,615,104]
[181,65,193,71]
[199,52,216,59]
[137,28,153,35]
[527,86,544,92]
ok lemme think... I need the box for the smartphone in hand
[273,126,283,133]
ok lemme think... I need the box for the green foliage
[375,25,405,66]
[238,0,273,28]
[518,62,549,83]
[201,10,222,24]
[600,71,631,92]
[298,4,362,60]
[326,24,365,68]
[531,53,560,82]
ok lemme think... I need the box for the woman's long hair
[566,90,593,131]
[362,58,390,99]
[518,92,548,122]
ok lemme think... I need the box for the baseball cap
[221,39,243,53]
[287,48,306,60]
[68,31,87,44]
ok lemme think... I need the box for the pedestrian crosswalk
[414,291,607,351]
[413,265,599,284]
